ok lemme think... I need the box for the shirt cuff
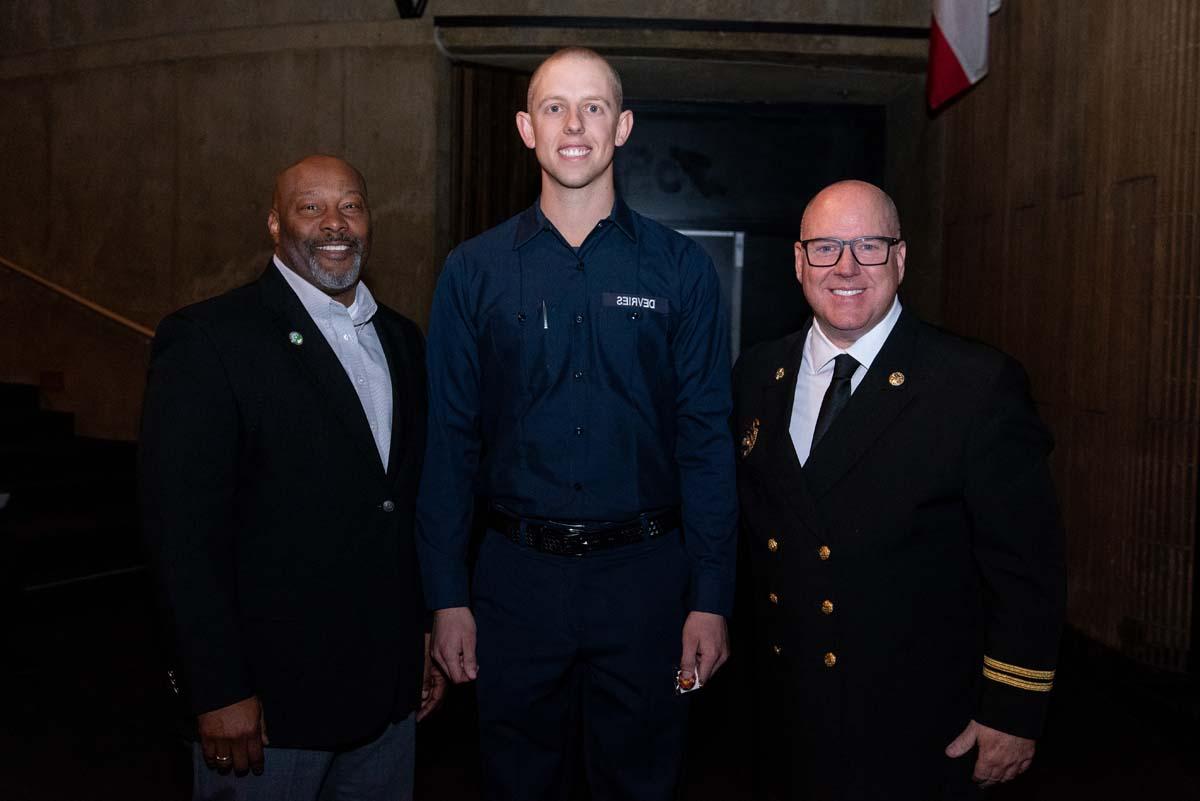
[689,570,735,618]
[419,558,470,611]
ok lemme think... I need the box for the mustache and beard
[303,235,367,293]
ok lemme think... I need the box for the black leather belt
[487,506,681,556]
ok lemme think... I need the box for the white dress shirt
[789,298,903,466]
[275,256,394,471]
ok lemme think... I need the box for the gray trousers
[192,714,415,801]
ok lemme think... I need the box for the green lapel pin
[289,331,304,346]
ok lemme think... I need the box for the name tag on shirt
[602,292,669,314]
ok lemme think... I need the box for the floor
[6,571,1200,801]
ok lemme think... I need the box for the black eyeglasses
[800,236,901,267]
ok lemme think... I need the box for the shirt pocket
[599,295,673,390]
[485,304,570,397]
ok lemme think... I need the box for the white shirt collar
[273,255,377,326]
[806,296,903,374]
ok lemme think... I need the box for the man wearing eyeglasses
[732,180,1065,800]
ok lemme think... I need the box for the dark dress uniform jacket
[139,265,428,750]
[732,309,1066,801]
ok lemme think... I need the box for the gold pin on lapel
[775,367,785,381]
[888,371,905,387]
[740,418,760,458]
[289,331,304,346]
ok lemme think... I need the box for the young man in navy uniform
[416,48,737,800]
[733,180,1065,800]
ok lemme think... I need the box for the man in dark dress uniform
[733,180,1066,800]
[416,48,737,801]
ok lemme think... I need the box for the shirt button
[821,600,834,615]
[575,314,584,324]
[342,333,351,341]
[573,370,584,380]
[357,377,365,384]
[818,545,831,560]
[629,311,641,320]
[381,500,395,512]
[824,652,837,668]
[574,426,584,436]
[767,538,779,552]
[576,261,585,271]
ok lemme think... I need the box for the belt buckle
[563,521,590,556]
[544,520,584,556]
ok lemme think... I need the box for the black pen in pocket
[540,299,549,330]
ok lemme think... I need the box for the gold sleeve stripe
[983,656,1056,680]
[982,667,1054,692]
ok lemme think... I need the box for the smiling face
[795,181,905,349]
[516,51,633,194]
[268,155,371,304]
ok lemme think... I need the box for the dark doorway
[615,101,886,354]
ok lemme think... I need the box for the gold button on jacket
[767,538,779,552]
[821,600,834,615]
[824,652,837,668]
[817,545,831,560]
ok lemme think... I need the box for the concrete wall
[0,3,448,438]
[434,0,928,27]
[0,268,152,439]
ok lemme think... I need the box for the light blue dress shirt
[274,256,393,471]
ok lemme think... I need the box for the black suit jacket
[139,264,427,750]
[733,309,1066,801]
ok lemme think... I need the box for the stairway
[0,382,141,592]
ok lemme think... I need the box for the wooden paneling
[941,0,1200,671]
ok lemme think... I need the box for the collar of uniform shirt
[273,255,378,328]
[804,296,903,384]
[512,195,639,250]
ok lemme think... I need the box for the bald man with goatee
[140,155,443,801]
[733,180,1065,800]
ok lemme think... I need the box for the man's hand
[418,632,448,721]
[945,719,1035,787]
[678,611,729,688]
[197,695,268,776]
[431,606,478,684]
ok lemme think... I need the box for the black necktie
[810,353,860,451]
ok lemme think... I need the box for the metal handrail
[0,254,155,340]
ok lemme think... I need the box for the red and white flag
[927,0,1002,110]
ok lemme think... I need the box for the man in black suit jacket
[140,155,442,800]
[733,180,1065,800]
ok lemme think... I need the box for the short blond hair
[526,47,623,112]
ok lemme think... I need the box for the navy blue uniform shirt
[416,197,737,615]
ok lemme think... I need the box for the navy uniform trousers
[473,528,692,801]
